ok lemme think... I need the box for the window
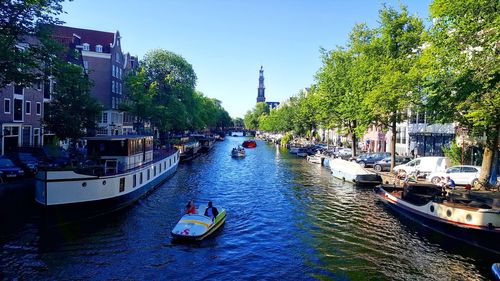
[133,174,136,187]
[96,44,103,52]
[447,167,461,173]
[36,102,41,115]
[43,81,51,99]
[25,101,31,114]
[118,83,122,94]
[140,172,143,184]
[4,99,11,113]
[147,169,150,180]
[14,84,23,95]
[112,65,116,77]
[102,112,108,123]
[82,43,89,51]
[35,80,42,91]
[118,68,122,79]
[13,99,23,121]
[112,97,115,109]
[112,81,116,93]
[115,53,120,62]
[462,167,478,173]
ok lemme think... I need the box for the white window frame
[112,65,115,77]
[102,112,108,123]
[112,81,116,93]
[4,98,11,114]
[83,43,90,51]
[96,44,103,52]
[25,100,31,115]
[36,102,41,115]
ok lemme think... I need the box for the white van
[392,156,449,177]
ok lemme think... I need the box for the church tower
[257,65,266,103]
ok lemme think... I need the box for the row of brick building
[0,25,138,155]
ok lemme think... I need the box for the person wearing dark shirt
[204,201,219,220]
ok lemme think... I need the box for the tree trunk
[478,124,499,188]
[390,118,397,171]
[351,120,357,157]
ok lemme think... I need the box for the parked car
[373,156,413,172]
[353,152,392,168]
[15,146,71,168]
[6,152,39,175]
[335,148,353,159]
[427,165,481,186]
[392,156,449,177]
[0,157,25,180]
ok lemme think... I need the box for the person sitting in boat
[204,201,219,221]
[185,200,197,214]
[445,176,456,189]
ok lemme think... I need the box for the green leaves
[125,50,230,133]
[43,59,102,142]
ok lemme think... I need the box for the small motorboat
[231,146,245,157]
[329,158,382,185]
[242,140,257,148]
[306,153,324,164]
[171,203,226,241]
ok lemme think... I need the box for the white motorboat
[231,146,245,157]
[329,158,382,185]
[171,203,226,240]
[307,153,324,164]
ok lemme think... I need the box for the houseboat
[191,134,216,153]
[375,184,500,253]
[173,137,201,162]
[35,135,179,217]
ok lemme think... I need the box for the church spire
[257,65,265,103]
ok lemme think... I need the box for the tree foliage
[423,0,500,185]
[124,49,231,133]
[43,59,102,144]
[0,0,65,87]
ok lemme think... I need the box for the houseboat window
[119,178,125,192]
[140,172,143,184]
[82,182,87,187]
[154,166,156,176]
[159,164,161,173]
[133,174,136,187]
[169,159,171,167]
[102,180,106,185]
[164,162,166,170]
[147,169,150,180]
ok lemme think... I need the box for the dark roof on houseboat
[84,135,153,141]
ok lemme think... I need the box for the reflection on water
[0,137,497,280]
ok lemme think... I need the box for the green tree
[136,49,197,132]
[0,0,65,87]
[423,0,499,187]
[364,6,424,169]
[43,60,102,147]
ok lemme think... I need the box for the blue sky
[59,0,432,118]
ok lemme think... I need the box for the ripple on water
[0,138,497,280]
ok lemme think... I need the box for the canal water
[0,137,497,280]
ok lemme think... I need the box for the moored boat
[35,135,179,218]
[375,183,500,252]
[173,137,201,162]
[242,140,257,148]
[329,158,382,185]
[306,153,324,164]
[171,203,226,240]
[231,146,246,157]
[191,134,216,153]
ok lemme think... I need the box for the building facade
[52,26,136,136]
[0,37,53,155]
